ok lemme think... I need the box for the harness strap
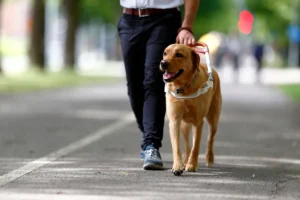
[165,80,213,99]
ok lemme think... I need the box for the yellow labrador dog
[160,43,222,176]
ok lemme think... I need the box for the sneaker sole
[143,163,164,170]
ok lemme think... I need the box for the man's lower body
[255,56,263,83]
[232,54,239,71]
[117,8,181,169]
[230,53,240,83]
[214,49,225,69]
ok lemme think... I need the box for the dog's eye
[176,53,183,57]
[163,52,167,56]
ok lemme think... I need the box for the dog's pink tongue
[163,72,175,79]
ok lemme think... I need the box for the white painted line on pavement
[213,155,300,165]
[67,110,130,120]
[0,193,137,200]
[0,191,270,200]
[0,112,134,187]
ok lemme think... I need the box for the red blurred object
[238,10,254,34]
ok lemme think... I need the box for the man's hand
[176,0,200,46]
[176,29,195,45]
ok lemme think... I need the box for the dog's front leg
[185,120,204,172]
[169,120,184,176]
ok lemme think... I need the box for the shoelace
[146,149,160,160]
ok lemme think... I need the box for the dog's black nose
[160,60,169,70]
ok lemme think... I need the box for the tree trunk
[29,0,45,69]
[64,0,80,69]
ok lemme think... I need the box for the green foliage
[188,0,237,38]
[77,0,296,47]
[245,0,293,46]
[80,1,122,24]
[79,0,236,38]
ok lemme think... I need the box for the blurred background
[0,1,299,198]
[0,0,299,91]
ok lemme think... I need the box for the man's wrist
[182,21,193,29]
[177,27,193,35]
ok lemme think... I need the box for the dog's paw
[206,152,214,168]
[172,163,184,176]
[172,169,183,176]
[185,163,197,172]
[206,162,213,168]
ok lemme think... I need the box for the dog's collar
[173,72,198,94]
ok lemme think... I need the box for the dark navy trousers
[117,9,181,150]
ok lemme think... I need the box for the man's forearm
[182,0,200,30]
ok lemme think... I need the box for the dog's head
[160,44,200,83]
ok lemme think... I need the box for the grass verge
[278,84,300,102]
[0,69,119,94]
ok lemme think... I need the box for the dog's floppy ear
[191,49,200,71]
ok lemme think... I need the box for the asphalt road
[0,79,299,200]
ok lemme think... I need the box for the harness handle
[189,42,213,81]
[189,42,209,54]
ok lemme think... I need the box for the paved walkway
[0,80,299,200]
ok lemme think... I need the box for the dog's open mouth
[163,69,184,82]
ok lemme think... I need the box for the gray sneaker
[142,144,163,170]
